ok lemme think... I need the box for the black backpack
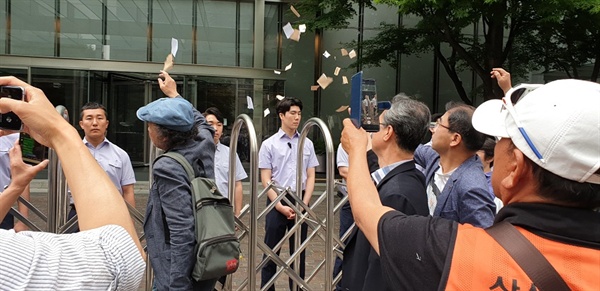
[157,152,240,281]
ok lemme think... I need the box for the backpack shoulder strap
[158,151,196,181]
[485,221,571,291]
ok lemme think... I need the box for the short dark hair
[507,142,600,208]
[155,124,198,150]
[480,136,496,166]
[203,107,224,123]
[446,105,486,152]
[276,97,303,115]
[383,98,431,153]
[80,102,108,120]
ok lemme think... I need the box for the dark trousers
[66,205,80,233]
[0,213,14,230]
[333,198,354,290]
[261,196,308,291]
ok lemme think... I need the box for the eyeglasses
[502,84,545,163]
[434,119,453,131]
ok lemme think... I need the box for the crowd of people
[0,66,598,291]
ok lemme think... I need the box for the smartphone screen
[20,133,47,165]
[0,86,24,131]
[350,72,380,132]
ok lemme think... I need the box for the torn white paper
[317,73,334,89]
[323,51,331,58]
[274,70,281,75]
[348,49,357,59]
[171,38,179,58]
[276,94,285,100]
[342,76,348,84]
[341,48,348,56]
[246,96,254,109]
[299,24,307,33]
[285,63,293,71]
[290,29,301,42]
[310,85,320,91]
[283,23,294,39]
[264,108,270,117]
[334,67,341,76]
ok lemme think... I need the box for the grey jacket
[144,99,215,290]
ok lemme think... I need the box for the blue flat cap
[136,97,194,132]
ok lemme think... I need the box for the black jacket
[341,160,429,291]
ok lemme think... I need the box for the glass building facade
[0,0,487,168]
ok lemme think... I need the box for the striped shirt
[0,225,145,290]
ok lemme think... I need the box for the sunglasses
[502,84,545,163]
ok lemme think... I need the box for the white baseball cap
[472,79,600,184]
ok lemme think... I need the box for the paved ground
[20,179,344,291]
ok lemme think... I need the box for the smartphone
[350,72,380,132]
[20,133,47,165]
[0,86,24,131]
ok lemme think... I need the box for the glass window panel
[0,0,6,54]
[196,1,236,66]
[59,0,103,59]
[263,3,279,68]
[10,0,55,57]
[107,0,149,61]
[152,0,193,63]
[239,2,254,67]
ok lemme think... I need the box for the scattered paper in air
[317,73,334,89]
[163,53,174,71]
[342,76,348,84]
[171,38,179,57]
[285,63,293,71]
[310,85,320,91]
[341,48,348,56]
[283,23,294,39]
[323,51,331,58]
[299,24,307,33]
[335,105,349,113]
[290,5,301,18]
[264,108,270,117]
[246,96,254,109]
[276,94,285,100]
[274,70,281,75]
[348,49,357,59]
[334,67,341,76]
[290,29,301,42]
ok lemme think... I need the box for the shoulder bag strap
[485,221,571,291]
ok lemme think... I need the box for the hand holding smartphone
[20,133,48,165]
[0,86,24,131]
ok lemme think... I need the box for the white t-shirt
[426,166,455,216]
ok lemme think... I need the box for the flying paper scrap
[163,53,174,71]
[171,38,178,57]
[274,70,281,75]
[283,23,294,39]
[317,73,334,89]
[341,48,348,56]
[348,49,357,59]
[264,108,270,117]
[299,24,307,33]
[246,96,254,109]
[290,29,301,42]
[335,105,349,113]
[310,85,320,91]
[334,67,341,76]
[290,5,300,17]
[323,51,331,58]
[342,76,348,84]
[276,94,285,100]
[285,63,293,71]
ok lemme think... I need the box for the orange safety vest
[444,224,600,290]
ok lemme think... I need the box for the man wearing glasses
[340,79,600,290]
[340,98,430,291]
[414,104,496,228]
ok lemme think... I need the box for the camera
[0,86,24,131]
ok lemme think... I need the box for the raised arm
[0,76,144,259]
